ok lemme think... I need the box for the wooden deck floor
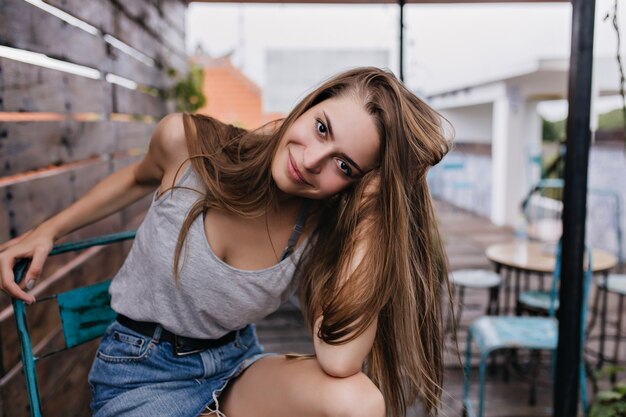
[256,200,626,417]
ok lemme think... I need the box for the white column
[490,85,529,226]
[524,101,543,188]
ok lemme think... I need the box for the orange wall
[198,66,265,130]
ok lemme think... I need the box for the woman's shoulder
[149,113,190,172]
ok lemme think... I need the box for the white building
[264,49,390,113]
[428,56,621,227]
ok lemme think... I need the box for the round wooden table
[485,240,617,314]
[486,241,617,274]
[486,240,620,373]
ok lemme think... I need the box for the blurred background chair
[447,269,502,333]
[516,179,564,316]
[585,188,625,381]
[462,244,593,417]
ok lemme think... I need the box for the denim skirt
[88,320,265,417]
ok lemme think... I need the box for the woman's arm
[0,113,188,302]
[313,177,380,378]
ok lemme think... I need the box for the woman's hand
[0,225,55,303]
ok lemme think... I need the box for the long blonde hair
[175,67,452,416]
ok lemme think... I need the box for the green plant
[163,65,206,113]
[542,118,566,142]
[589,365,626,417]
[604,0,626,152]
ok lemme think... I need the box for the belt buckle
[172,335,204,357]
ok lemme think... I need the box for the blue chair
[12,231,136,417]
[518,184,623,316]
[585,188,625,379]
[462,243,593,417]
[448,269,503,332]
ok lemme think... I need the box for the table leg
[598,273,609,370]
[611,294,624,384]
[587,276,601,336]
[504,268,512,315]
[515,269,521,316]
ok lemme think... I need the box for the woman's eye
[335,159,353,177]
[316,120,327,136]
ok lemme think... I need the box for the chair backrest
[12,230,135,417]
[522,179,564,243]
[548,241,594,319]
[522,180,624,267]
[57,280,117,349]
[586,187,623,266]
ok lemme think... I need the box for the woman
[0,67,451,417]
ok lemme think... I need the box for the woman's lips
[288,153,310,185]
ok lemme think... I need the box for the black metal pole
[554,0,595,416]
[399,0,405,82]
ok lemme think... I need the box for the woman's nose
[302,142,330,174]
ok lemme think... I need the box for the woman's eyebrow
[341,153,365,175]
[323,111,365,175]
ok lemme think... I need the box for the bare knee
[322,372,385,417]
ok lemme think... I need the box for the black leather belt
[116,314,237,357]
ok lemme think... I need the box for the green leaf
[597,391,623,402]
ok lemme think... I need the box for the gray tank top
[110,164,309,338]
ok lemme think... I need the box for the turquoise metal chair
[11,230,136,417]
[462,243,593,417]
[518,182,622,316]
[585,188,625,379]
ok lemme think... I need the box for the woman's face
[271,95,380,200]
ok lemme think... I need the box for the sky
[186,0,626,117]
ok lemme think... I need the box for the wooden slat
[39,0,176,87]
[0,185,9,243]
[0,161,110,241]
[111,5,187,79]
[160,45,188,78]
[0,121,153,177]
[44,0,115,35]
[0,58,112,114]
[113,154,154,224]
[0,0,171,90]
[112,8,161,64]
[160,0,187,36]
[113,0,186,59]
[113,85,167,118]
[38,0,172,88]
[110,48,167,89]
[0,0,108,71]
[114,121,155,155]
[0,122,113,177]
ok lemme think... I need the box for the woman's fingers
[0,252,35,303]
[20,246,49,291]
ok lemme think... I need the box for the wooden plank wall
[0,0,187,415]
